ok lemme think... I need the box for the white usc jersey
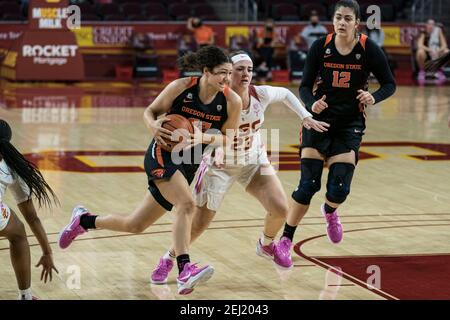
[194,85,311,211]
[226,85,311,165]
[0,159,30,204]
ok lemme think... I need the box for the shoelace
[327,214,340,225]
[70,226,84,238]
[278,240,291,256]
[179,263,198,278]
[155,260,171,274]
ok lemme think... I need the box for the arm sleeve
[9,176,31,205]
[299,38,323,112]
[366,40,396,104]
[259,86,312,119]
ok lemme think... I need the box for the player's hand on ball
[184,125,204,150]
[151,117,173,146]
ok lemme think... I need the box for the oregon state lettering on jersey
[314,33,370,118]
[168,77,228,134]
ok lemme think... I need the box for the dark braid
[0,119,58,208]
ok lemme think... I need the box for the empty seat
[143,3,168,16]
[148,14,172,21]
[272,3,298,20]
[168,3,192,19]
[80,13,101,21]
[193,4,215,17]
[96,3,120,17]
[2,13,24,21]
[0,2,21,15]
[121,3,142,16]
[103,13,127,21]
[380,4,395,21]
[127,14,148,21]
[77,3,96,15]
[198,13,219,21]
[299,3,326,20]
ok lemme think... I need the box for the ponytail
[0,120,58,208]
[178,45,231,72]
[178,52,201,71]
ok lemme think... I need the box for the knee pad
[292,158,324,205]
[326,162,355,204]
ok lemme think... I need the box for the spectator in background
[187,17,214,47]
[365,26,397,75]
[288,34,308,53]
[366,27,384,47]
[255,18,276,81]
[178,34,197,57]
[229,34,251,56]
[287,34,309,76]
[130,31,154,77]
[301,11,328,50]
[416,19,449,83]
[131,32,151,52]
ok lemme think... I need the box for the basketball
[160,114,194,152]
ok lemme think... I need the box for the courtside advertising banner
[10,30,84,80]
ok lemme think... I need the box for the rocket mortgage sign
[1,0,84,80]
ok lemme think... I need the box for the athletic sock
[18,288,32,300]
[324,203,336,214]
[260,233,274,246]
[176,254,190,274]
[163,250,176,260]
[79,214,97,230]
[282,223,297,241]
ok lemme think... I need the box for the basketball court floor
[0,81,449,300]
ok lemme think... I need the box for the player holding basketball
[278,0,396,264]
[0,119,59,300]
[149,51,329,284]
[58,46,242,295]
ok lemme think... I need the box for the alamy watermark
[65,265,81,290]
[366,265,381,290]
[366,5,382,30]
[66,5,81,30]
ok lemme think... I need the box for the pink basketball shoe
[256,239,275,259]
[322,204,343,244]
[274,237,293,268]
[176,263,214,295]
[58,205,91,249]
[151,257,174,284]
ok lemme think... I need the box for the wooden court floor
[0,84,449,300]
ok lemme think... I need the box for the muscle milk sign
[29,0,70,30]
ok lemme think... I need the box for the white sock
[163,250,176,260]
[18,287,32,300]
[260,233,274,246]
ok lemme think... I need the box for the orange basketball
[160,114,194,152]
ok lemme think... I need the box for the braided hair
[0,119,58,208]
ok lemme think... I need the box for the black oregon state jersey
[300,33,395,119]
[313,33,370,118]
[168,77,228,133]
